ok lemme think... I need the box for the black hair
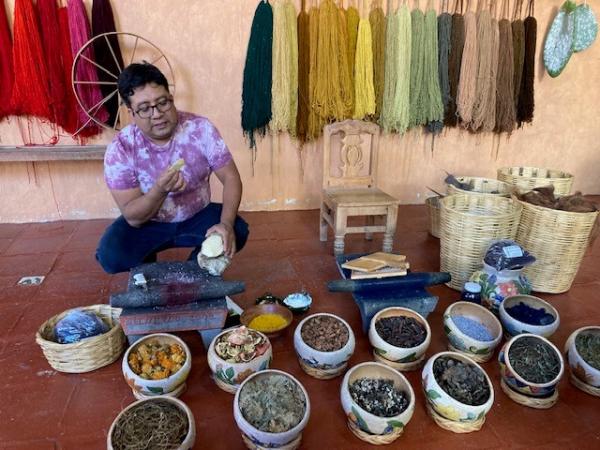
[118,62,169,107]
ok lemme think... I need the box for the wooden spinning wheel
[71,32,176,133]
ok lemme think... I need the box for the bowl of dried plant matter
[565,326,600,388]
[122,333,191,399]
[422,352,494,422]
[499,295,559,338]
[293,313,355,379]
[369,307,431,367]
[340,362,415,442]
[207,326,272,394]
[499,334,564,397]
[107,395,195,450]
[233,369,310,449]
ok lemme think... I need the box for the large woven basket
[497,167,574,196]
[426,196,441,238]
[515,199,599,293]
[447,177,513,197]
[36,304,125,373]
[440,194,523,290]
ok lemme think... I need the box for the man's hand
[206,222,236,258]
[156,167,186,194]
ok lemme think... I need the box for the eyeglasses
[134,97,174,119]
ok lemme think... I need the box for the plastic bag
[54,310,110,344]
[483,240,536,271]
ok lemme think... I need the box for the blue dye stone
[452,316,494,342]
[506,302,555,326]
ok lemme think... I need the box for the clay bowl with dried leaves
[340,361,415,437]
[369,307,431,365]
[565,326,600,388]
[422,352,494,422]
[233,369,310,448]
[498,333,564,397]
[241,303,293,338]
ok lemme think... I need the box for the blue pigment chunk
[452,316,494,341]
[506,302,555,326]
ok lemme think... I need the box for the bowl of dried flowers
[565,326,600,394]
[293,313,355,379]
[122,333,191,399]
[107,395,195,450]
[422,352,494,428]
[340,362,415,444]
[207,326,272,394]
[233,369,310,449]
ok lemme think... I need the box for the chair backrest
[322,119,381,189]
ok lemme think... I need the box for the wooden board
[351,266,408,280]
[363,252,407,268]
[341,257,387,273]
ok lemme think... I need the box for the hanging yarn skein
[517,0,536,126]
[380,6,399,132]
[421,7,444,127]
[470,3,495,132]
[307,3,324,140]
[496,0,516,134]
[241,1,273,149]
[68,0,110,132]
[92,0,125,127]
[10,0,51,121]
[456,6,478,125]
[369,0,386,121]
[296,1,310,144]
[512,0,525,111]
[346,2,360,104]
[446,1,465,126]
[0,0,13,120]
[483,10,500,132]
[353,5,375,119]
[428,3,452,134]
[408,8,427,128]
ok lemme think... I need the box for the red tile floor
[0,206,599,449]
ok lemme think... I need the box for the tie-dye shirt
[104,111,232,222]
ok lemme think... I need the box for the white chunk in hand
[201,233,224,258]
[169,158,185,171]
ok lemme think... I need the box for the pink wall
[1,0,599,222]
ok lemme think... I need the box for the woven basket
[426,196,441,238]
[36,305,125,373]
[497,167,574,196]
[447,177,513,197]
[440,194,523,290]
[515,199,599,293]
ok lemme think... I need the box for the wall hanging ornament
[241,0,273,150]
[573,2,598,52]
[544,0,577,78]
[0,0,13,120]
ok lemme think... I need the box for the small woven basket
[440,194,523,290]
[497,166,574,196]
[570,372,600,398]
[447,177,513,197]
[298,357,347,380]
[36,304,125,373]
[426,196,441,238]
[347,417,403,445]
[500,379,558,409]
[425,402,485,433]
[515,199,599,293]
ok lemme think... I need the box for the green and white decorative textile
[544,0,577,78]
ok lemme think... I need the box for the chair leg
[319,204,328,242]
[334,235,345,255]
[334,209,347,256]
[382,205,398,253]
[365,215,374,241]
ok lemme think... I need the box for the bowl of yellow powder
[241,303,293,338]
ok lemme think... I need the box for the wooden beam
[0,145,106,162]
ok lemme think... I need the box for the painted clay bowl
[443,302,503,359]
[207,326,272,393]
[422,352,494,422]
[240,303,293,338]
[565,326,600,388]
[107,395,195,450]
[340,362,415,436]
[293,313,355,376]
[498,333,565,397]
[369,307,431,364]
[122,333,191,397]
[499,295,559,338]
[233,369,310,448]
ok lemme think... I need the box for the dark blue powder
[506,302,555,326]
[452,316,494,342]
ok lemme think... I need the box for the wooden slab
[341,257,386,273]
[363,252,408,268]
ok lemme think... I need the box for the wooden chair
[320,120,399,255]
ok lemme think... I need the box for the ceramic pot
[499,295,560,338]
[207,326,272,393]
[340,362,415,436]
[470,262,532,314]
[498,334,564,397]
[369,307,431,365]
[233,369,310,448]
[565,326,600,388]
[443,302,503,360]
[107,396,196,450]
[122,333,191,397]
[294,313,355,378]
[422,352,494,422]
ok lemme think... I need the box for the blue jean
[96,203,249,274]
